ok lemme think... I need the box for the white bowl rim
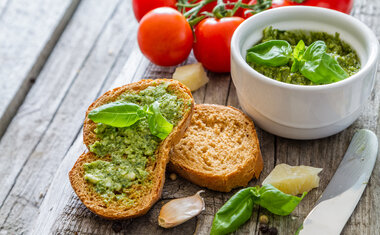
[231,6,379,91]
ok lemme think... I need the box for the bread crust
[169,104,263,192]
[69,79,194,220]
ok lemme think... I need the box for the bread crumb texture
[170,104,263,192]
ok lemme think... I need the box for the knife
[297,129,378,235]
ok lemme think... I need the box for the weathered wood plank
[0,0,120,207]
[0,0,137,233]
[31,48,150,235]
[272,0,380,234]
[25,0,380,234]
[0,0,80,138]
[342,1,380,233]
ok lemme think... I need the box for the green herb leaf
[88,100,174,140]
[210,188,256,235]
[147,101,173,140]
[256,184,307,216]
[300,41,348,84]
[246,40,292,66]
[88,102,142,127]
[211,184,306,234]
[293,40,305,60]
[302,40,327,60]
[291,40,305,72]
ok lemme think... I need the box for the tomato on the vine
[227,0,251,17]
[138,7,193,66]
[243,0,352,18]
[186,0,250,18]
[185,0,216,13]
[286,0,353,14]
[193,17,244,72]
[132,0,177,22]
[243,0,292,18]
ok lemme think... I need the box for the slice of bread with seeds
[69,79,194,219]
[169,104,263,192]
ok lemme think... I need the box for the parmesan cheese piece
[173,63,209,91]
[262,164,322,196]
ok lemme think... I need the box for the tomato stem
[188,15,207,27]
[230,0,243,16]
[290,0,305,3]
[242,0,272,16]
[181,0,272,24]
[181,0,217,19]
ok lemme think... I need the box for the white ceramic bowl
[231,6,379,139]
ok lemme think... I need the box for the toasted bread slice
[69,79,194,219]
[169,104,263,192]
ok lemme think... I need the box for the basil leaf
[256,184,307,216]
[89,100,174,139]
[291,40,305,73]
[300,40,348,84]
[246,40,292,66]
[211,184,306,235]
[301,53,348,84]
[303,40,327,60]
[88,102,142,127]
[211,187,256,235]
[293,40,305,60]
[147,101,173,140]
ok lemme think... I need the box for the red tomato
[193,17,244,72]
[244,0,352,18]
[132,0,177,22]
[138,7,193,66]
[286,0,353,14]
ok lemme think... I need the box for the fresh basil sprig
[246,40,292,66]
[211,187,256,235]
[88,101,173,140]
[298,41,348,83]
[88,102,143,128]
[247,39,349,84]
[291,40,305,72]
[254,184,306,216]
[210,184,306,235]
[147,101,173,140]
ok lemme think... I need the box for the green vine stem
[178,0,272,27]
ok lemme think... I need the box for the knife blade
[297,129,378,235]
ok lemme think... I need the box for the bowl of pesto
[230,6,379,139]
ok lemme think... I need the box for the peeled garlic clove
[158,190,205,228]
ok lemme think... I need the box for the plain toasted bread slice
[69,79,194,219]
[169,104,263,192]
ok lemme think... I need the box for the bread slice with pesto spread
[169,104,263,192]
[69,79,194,219]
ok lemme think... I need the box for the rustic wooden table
[0,0,379,234]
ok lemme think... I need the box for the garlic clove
[158,190,205,228]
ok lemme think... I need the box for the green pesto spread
[84,82,185,205]
[247,27,361,85]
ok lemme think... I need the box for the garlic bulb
[158,190,205,228]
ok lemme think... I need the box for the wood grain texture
[0,0,138,233]
[0,0,80,138]
[271,1,380,234]
[3,0,380,234]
